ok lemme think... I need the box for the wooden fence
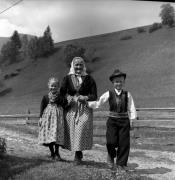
[0,108,175,127]
[0,108,175,144]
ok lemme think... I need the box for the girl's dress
[60,74,97,151]
[38,92,67,146]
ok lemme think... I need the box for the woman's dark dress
[60,74,97,151]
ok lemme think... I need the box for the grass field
[0,24,175,114]
[0,120,174,180]
[0,109,175,180]
[0,122,151,180]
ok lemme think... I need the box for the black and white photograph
[0,0,175,179]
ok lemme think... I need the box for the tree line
[159,3,175,27]
[0,3,174,66]
[0,26,54,65]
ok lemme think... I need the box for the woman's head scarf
[68,57,87,76]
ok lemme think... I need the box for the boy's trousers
[106,117,130,166]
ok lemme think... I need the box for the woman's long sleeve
[57,95,68,108]
[87,77,97,101]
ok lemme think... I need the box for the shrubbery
[0,138,6,155]
[120,35,132,41]
[28,26,55,60]
[63,44,100,74]
[63,44,86,67]
[137,27,146,33]
[149,23,162,33]
[0,26,55,65]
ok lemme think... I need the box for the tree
[21,35,29,59]
[1,32,21,65]
[159,3,175,27]
[28,37,38,60]
[41,26,54,56]
[10,30,22,63]
[11,30,21,49]
[1,41,13,63]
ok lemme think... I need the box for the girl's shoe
[50,154,55,160]
[55,153,62,161]
[116,165,127,174]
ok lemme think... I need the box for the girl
[38,77,67,160]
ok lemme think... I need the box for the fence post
[26,109,30,124]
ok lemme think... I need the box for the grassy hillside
[0,25,175,114]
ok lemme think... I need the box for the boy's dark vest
[108,90,128,115]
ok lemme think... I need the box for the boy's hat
[109,69,126,81]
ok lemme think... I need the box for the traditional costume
[60,57,97,162]
[88,69,137,169]
[38,91,67,145]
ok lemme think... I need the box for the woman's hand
[130,119,135,131]
[77,95,88,103]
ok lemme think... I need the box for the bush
[86,66,93,74]
[120,35,132,41]
[64,44,86,67]
[91,57,101,63]
[137,27,146,33]
[4,72,19,80]
[0,88,12,96]
[0,138,6,155]
[149,23,162,33]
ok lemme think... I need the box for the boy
[88,69,137,172]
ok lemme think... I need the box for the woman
[60,56,97,164]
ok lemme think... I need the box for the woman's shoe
[74,151,82,165]
[74,157,82,165]
[116,165,127,174]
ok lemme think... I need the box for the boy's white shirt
[88,89,137,120]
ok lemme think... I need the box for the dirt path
[0,127,175,180]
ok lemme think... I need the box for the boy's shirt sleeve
[127,92,137,120]
[88,91,109,109]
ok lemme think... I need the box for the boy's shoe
[107,155,114,169]
[116,165,127,174]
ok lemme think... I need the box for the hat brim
[109,74,126,81]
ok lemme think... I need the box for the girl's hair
[48,77,59,87]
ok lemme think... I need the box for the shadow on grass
[81,160,109,169]
[81,160,171,179]
[0,154,52,179]
[128,162,171,177]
